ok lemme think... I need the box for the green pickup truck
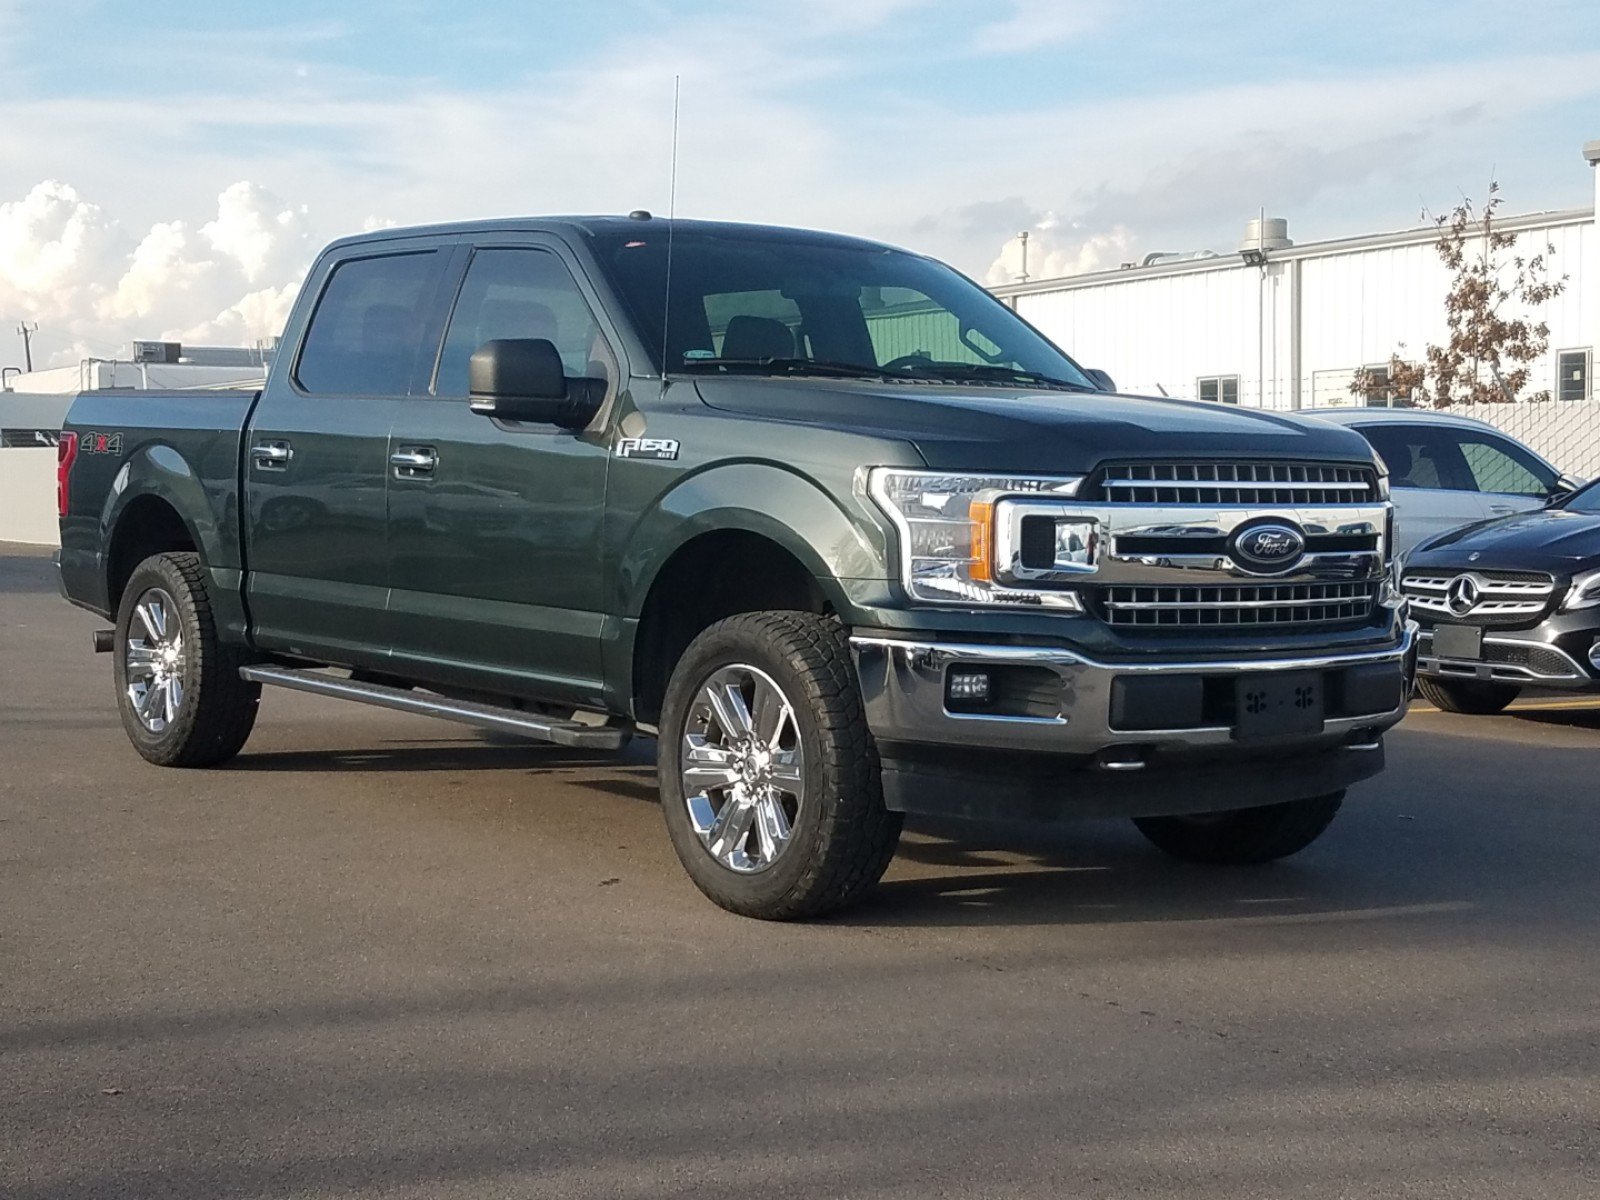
[57,215,1416,919]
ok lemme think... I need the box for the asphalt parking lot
[3,541,1598,1200]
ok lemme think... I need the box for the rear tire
[658,611,902,920]
[1416,676,1519,714]
[1133,791,1344,865]
[113,552,260,767]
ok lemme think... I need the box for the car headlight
[867,468,1085,609]
[1561,568,1600,611]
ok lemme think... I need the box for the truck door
[383,240,615,705]
[244,243,451,666]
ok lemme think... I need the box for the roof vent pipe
[1238,217,1292,252]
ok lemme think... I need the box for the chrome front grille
[1403,571,1555,621]
[1094,461,1380,506]
[1096,580,1379,629]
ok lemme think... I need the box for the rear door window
[295,251,438,396]
[1455,434,1558,497]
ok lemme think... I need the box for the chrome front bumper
[849,623,1417,757]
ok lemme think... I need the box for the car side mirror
[1084,368,1115,392]
[469,338,601,429]
[1555,473,1585,496]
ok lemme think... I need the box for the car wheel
[1416,676,1519,714]
[113,552,261,767]
[658,611,902,920]
[1133,791,1345,865]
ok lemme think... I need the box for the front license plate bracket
[1234,670,1325,741]
[1432,624,1483,660]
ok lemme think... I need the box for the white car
[1304,408,1581,556]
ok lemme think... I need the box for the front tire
[658,612,902,920]
[113,552,260,767]
[1416,676,1519,714]
[1133,791,1345,865]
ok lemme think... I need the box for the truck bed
[58,388,262,619]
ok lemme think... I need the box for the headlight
[1561,568,1600,611]
[867,468,1085,608]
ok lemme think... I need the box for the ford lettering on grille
[1229,523,1307,574]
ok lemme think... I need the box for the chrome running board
[239,666,630,750]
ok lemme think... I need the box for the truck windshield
[588,227,1095,390]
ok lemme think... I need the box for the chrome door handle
[250,441,293,470]
[1488,503,1516,514]
[390,447,438,477]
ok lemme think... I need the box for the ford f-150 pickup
[57,215,1417,919]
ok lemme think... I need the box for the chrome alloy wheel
[681,663,805,874]
[124,587,186,734]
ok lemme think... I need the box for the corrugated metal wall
[1010,214,1596,412]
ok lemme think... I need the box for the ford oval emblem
[1229,522,1307,574]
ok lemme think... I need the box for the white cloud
[200,181,314,285]
[984,217,1136,285]
[0,180,313,366]
[972,0,1103,54]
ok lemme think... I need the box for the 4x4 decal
[79,431,124,455]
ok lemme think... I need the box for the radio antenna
[657,75,680,398]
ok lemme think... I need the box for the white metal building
[993,140,1600,414]
[3,340,273,396]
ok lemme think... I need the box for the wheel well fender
[619,465,886,724]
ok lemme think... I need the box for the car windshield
[1561,478,1600,513]
[588,227,1096,390]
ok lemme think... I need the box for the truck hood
[693,378,1377,473]
[1411,506,1600,573]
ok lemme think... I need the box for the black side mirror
[469,339,601,429]
[1084,367,1116,392]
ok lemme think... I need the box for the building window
[1357,363,1415,407]
[1198,375,1239,404]
[1558,349,1591,402]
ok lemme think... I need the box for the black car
[1403,479,1600,713]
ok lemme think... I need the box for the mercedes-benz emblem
[1445,573,1481,616]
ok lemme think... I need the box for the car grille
[1090,461,1381,506]
[1403,570,1555,622]
[1094,580,1380,629]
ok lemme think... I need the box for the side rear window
[295,251,437,396]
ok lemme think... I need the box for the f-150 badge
[614,437,679,461]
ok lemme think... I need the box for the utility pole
[16,322,37,373]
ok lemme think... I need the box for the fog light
[946,668,993,707]
[1588,640,1600,671]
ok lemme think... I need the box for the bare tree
[1353,181,1566,407]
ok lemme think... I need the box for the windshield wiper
[889,361,1097,392]
[678,356,897,381]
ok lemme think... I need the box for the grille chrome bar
[1096,461,1381,506]
[1098,581,1378,628]
[1402,571,1554,619]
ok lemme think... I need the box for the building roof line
[992,205,1595,298]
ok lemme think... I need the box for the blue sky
[2,0,1598,363]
